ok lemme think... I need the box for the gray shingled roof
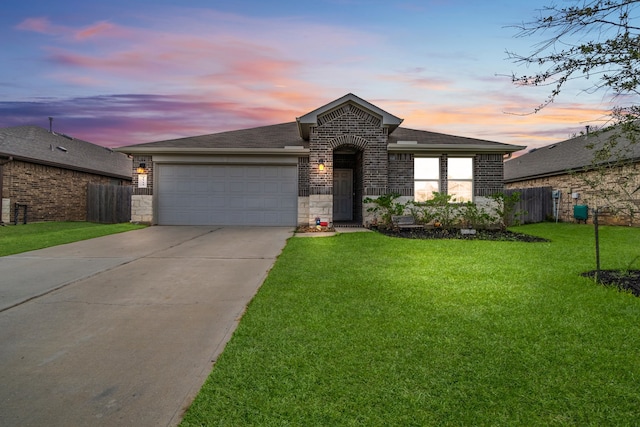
[118,122,522,154]
[388,127,524,153]
[0,126,132,180]
[504,128,640,182]
[122,122,306,149]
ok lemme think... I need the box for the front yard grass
[0,222,146,256]
[182,223,640,426]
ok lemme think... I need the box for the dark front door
[333,169,353,221]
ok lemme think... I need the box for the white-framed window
[414,157,439,201]
[447,157,473,202]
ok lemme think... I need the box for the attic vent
[397,141,418,145]
[56,146,68,152]
[317,107,347,126]
[59,133,74,140]
[548,145,556,149]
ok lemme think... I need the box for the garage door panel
[157,164,297,225]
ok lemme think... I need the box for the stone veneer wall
[3,160,126,223]
[506,162,640,226]
[1,198,9,223]
[131,195,153,223]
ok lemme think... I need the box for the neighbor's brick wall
[506,162,640,226]
[4,160,127,223]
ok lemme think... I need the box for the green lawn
[0,221,146,256]
[182,223,640,426]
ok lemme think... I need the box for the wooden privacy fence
[505,187,553,224]
[87,183,132,223]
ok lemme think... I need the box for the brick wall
[309,103,388,196]
[388,153,413,195]
[298,157,309,196]
[132,155,153,195]
[5,160,127,223]
[475,154,504,196]
[506,162,640,226]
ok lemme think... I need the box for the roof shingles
[0,126,132,179]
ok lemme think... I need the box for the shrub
[459,201,496,229]
[364,193,405,228]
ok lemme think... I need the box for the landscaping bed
[376,227,550,242]
[582,269,640,296]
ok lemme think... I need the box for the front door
[333,169,353,221]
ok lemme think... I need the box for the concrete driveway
[0,226,293,427]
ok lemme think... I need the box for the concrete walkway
[0,226,293,427]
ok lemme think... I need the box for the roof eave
[3,153,132,180]
[388,143,526,154]
[115,147,310,156]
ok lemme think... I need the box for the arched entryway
[332,146,364,225]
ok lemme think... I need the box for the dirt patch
[581,270,640,297]
[375,227,550,243]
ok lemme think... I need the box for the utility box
[574,205,588,222]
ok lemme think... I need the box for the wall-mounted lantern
[136,162,146,174]
[318,159,325,171]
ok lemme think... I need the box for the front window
[447,157,473,202]
[414,157,439,201]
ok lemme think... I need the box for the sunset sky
[0,0,619,151]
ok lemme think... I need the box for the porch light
[318,159,325,171]
[136,162,146,174]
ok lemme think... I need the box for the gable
[296,93,403,140]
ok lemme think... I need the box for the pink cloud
[15,17,58,34]
[74,21,121,40]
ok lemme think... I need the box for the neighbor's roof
[117,122,524,155]
[0,126,132,180]
[504,127,640,183]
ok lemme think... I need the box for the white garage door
[157,164,297,226]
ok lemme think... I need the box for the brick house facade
[119,94,523,226]
[505,129,640,227]
[1,126,132,224]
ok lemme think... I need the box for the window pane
[448,157,473,179]
[414,181,439,202]
[448,181,473,202]
[415,158,439,180]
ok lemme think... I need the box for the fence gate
[87,184,132,223]
[505,187,553,224]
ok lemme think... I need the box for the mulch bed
[376,227,550,242]
[581,270,640,297]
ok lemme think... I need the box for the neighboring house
[0,126,132,224]
[116,93,524,226]
[504,128,640,226]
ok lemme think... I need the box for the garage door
[157,164,297,225]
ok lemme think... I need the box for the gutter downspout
[0,156,14,225]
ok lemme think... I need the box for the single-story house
[117,93,524,226]
[0,125,132,224]
[504,127,640,226]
